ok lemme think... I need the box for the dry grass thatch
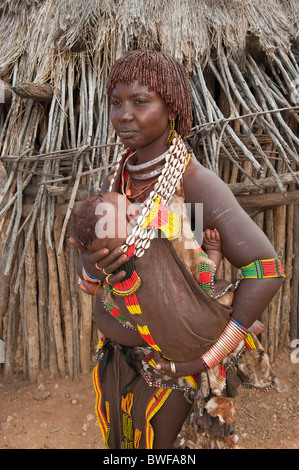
[0,0,298,379]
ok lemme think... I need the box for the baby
[73,191,224,292]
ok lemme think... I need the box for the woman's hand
[153,351,206,377]
[78,279,105,299]
[69,237,128,286]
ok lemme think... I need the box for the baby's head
[73,192,139,253]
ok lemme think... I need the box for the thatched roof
[0,0,298,79]
[0,0,298,189]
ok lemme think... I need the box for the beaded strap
[201,317,254,370]
[241,258,285,279]
[112,244,142,297]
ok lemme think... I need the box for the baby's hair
[73,193,105,249]
[106,49,193,136]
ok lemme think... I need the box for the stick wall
[0,48,298,379]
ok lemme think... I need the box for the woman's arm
[94,297,146,347]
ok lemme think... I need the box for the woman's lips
[118,129,137,138]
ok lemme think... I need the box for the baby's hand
[202,228,222,252]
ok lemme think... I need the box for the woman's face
[110,81,172,157]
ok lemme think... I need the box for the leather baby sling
[107,214,232,363]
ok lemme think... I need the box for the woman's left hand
[153,351,205,377]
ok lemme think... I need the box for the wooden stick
[24,227,40,381]
[229,171,299,195]
[290,204,299,340]
[46,235,66,377]
[236,190,299,208]
[0,200,17,338]
[4,239,21,377]
[68,226,80,378]
[67,60,76,149]
[78,288,93,375]
[53,215,74,378]
[12,82,54,102]
[20,189,299,219]
[273,204,285,356]
[265,208,275,360]
[36,224,49,370]
[57,152,85,255]
[280,203,293,348]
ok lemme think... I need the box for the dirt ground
[0,346,298,450]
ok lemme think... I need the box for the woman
[70,50,285,449]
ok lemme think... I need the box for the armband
[241,258,285,279]
[201,317,255,370]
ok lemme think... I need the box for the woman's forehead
[111,81,158,98]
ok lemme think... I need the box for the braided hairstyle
[106,50,193,137]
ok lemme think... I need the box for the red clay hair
[106,50,193,136]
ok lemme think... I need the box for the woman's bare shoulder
[183,157,229,202]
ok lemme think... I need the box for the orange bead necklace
[125,174,159,199]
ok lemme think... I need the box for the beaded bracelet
[82,266,103,283]
[201,317,249,370]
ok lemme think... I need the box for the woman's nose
[118,104,134,121]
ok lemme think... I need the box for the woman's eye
[111,100,120,106]
[135,99,147,105]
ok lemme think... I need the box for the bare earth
[0,347,298,450]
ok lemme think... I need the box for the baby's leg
[202,229,222,268]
